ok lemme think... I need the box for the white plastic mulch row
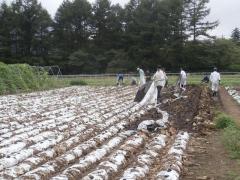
[0,103,140,177]
[0,87,138,173]
[80,109,170,180]
[0,85,191,180]
[20,130,136,180]
[0,103,151,178]
[18,105,152,179]
[73,133,149,180]
[119,134,167,180]
[117,109,169,179]
[0,87,135,145]
[0,87,99,124]
[226,87,240,104]
[155,131,190,180]
[0,86,134,132]
[0,94,134,144]
[0,99,135,164]
[0,86,135,137]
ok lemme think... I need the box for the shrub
[216,113,240,159]
[0,62,17,93]
[223,125,240,159]
[0,62,50,94]
[70,80,88,86]
[215,114,235,129]
[8,64,28,90]
[16,64,40,89]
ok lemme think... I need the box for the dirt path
[182,86,240,180]
[183,132,240,180]
[219,86,240,126]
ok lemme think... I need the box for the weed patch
[70,80,88,86]
[215,114,235,129]
[216,113,240,159]
[223,125,240,159]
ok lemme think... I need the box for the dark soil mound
[160,85,214,133]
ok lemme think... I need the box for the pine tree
[185,0,218,41]
[54,0,92,53]
[0,2,14,57]
[231,27,240,43]
[92,0,112,48]
[0,0,52,60]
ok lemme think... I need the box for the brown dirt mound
[160,85,214,133]
[182,86,240,180]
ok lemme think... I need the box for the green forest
[0,0,240,74]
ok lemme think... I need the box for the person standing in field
[153,66,165,104]
[210,67,221,96]
[137,67,146,86]
[179,68,187,92]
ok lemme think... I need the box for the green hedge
[0,62,49,94]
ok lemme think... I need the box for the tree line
[0,0,240,74]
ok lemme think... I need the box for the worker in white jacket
[175,68,187,96]
[210,67,221,96]
[137,67,146,86]
[179,68,187,90]
[153,66,165,103]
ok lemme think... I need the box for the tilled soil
[0,85,214,180]
[182,86,240,180]
[160,85,214,133]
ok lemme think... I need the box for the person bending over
[117,73,124,86]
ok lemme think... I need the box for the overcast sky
[3,0,240,38]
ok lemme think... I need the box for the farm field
[0,84,217,180]
[58,74,240,87]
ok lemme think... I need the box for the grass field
[57,74,240,87]
[1,73,238,95]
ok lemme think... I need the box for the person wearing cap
[153,66,165,104]
[137,67,146,86]
[210,67,221,96]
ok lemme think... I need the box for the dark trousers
[157,86,162,103]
